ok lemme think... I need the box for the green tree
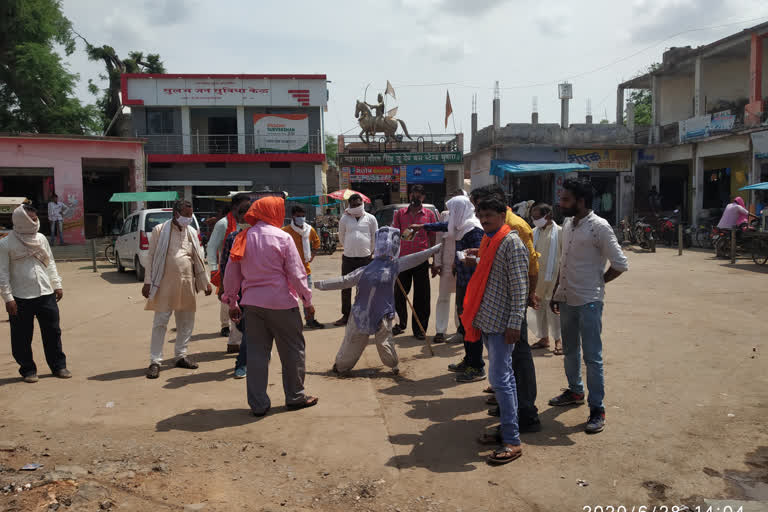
[325,133,338,163]
[0,0,100,134]
[82,39,166,134]
[625,63,660,126]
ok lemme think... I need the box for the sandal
[487,446,522,465]
[287,396,319,410]
[530,338,550,350]
[553,340,563,356]
[482,386,494,394]
[478,432,502,445]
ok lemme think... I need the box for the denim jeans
[483,332,520,446]
[50,220,64,245]
[560,302,604,409]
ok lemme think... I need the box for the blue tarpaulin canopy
[109,191,178,202]
[490,160,590,177]
[286,195,342,206]
[739,182,768,191]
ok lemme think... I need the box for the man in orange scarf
[460,195,529,465]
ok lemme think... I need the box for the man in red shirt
[392,185,437,340]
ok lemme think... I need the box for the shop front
[567,149,633,225]
[341,163,446,210]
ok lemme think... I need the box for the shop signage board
[710,113,736,133]
[567,150,631,171]
[406,164,444,183]
[398,165,408,200]
[339,152,462,166]
[344,166,400,183]
[340,167,350,189]
[752,130,768,159]
[253,114,309,152]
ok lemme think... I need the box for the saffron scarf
[229,196,285,262]
[460,224,511,343]
[211,212,239,288]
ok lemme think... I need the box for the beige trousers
[334,317,399,372]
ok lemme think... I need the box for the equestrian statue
[355,92,412,144]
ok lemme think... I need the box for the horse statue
[355,100,412,144]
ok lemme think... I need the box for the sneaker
[175,357,199,370]
[54,368,72,379]
[220,326,230,337]
[447,359,468,373]
[548,389,585,407]
[455,367,486,383]
[234,367,247,379]
[226,344,240,354]
[433,333,446,344]
[146,363,160,379]
[392,325,404,336]
[23,373,39,384]
[585,408,606,434]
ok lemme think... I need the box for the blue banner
[406,164,444,184]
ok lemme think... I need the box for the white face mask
[293,216,306,227]
[347,205,364,216]
[176,215,193,228]
[533,217,548,229]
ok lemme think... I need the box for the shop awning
[739,182,768,191]
[287,195,342,206]
[490,160,590,177]
[109,191,179,202]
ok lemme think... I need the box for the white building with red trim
[122,73,328,211]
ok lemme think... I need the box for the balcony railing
[140,133,323,155]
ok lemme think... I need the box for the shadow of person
[99,271,141,285]
[518,405,583,447]
[386,418,493,473]
[403,397,488,422]
[155,408,271,433]
[88,351,234,382]
[167,332,224,343]
[376,372,461,398]
[162,368,233,389]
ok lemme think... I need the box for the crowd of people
[1,177,630,465]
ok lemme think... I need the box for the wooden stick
[395,277,433,356]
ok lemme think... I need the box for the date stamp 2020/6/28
[582,506,745,512]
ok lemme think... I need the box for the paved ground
[1,246,766,512]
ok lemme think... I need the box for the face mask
[533,217,548,229]
[293,216,305,227]
[176,215,193,227]
[347,205,364,216]
[237,223,250,230]
[410,198,422,208]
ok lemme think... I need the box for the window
[130,215,140,233]
[146,110,175,135]
[270,162,290,169]
[120,217,133,235]
[145,212,173,232]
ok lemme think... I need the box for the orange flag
[445,90,453,129]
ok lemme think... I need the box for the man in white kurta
[530,203,563,354]
[142,201,211,379]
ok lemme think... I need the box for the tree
[81,37,166,134]
[625,63,660,126]
[0,0,100,134]
[325,134,338,163]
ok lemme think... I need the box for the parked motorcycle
[618,218,635,246]
[712,220,759,258]
[634,217,656,250]
[318,224,337,254]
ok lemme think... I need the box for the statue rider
[366,93,386,131]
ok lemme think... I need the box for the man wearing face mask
[392,184,437,340]
[283,205,323,329]
[336,194,378,326]
[142,200,212,379]
[529,203,563,355]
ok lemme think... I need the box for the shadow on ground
[155,408,267,432]
[99,271,141,285]
[88,351,234,381]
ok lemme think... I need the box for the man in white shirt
[47,194,69,246]
[206,193,252,351]
[335,194,378,326]
[549,179,628,435]
[1,204,71,383]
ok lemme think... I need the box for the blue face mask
[293,216,305,227]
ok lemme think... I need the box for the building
[122,73,329,216]
[337,134,464,210]
[466,86,639,225]
[0,134,146,244]
[619,23,768,222]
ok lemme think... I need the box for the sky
[60,0,768,139]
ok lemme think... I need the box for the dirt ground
[1,246,766,512]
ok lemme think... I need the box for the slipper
[553,341,563,355]
[287,396,319,410]
[334,318,347,326]
[530,339,550,350]
[487,446,522,465]
[478,432,502,445]
[482,386,494,394]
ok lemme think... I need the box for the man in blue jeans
[549,179,628,434]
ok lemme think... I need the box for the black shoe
[447,359,468,373]
[306,319,325,330]
[146,363,160,379]
[414,333,426,341]
[433,333,446,344]
[54,368,72,379]
[585,408,605,434]
[487,406,500,417]
[548,389,585,407]
[455,366,486,383]
[519,418,543,433]
[226,344,240,354]
[253,407,270,418]
[23,373,39,383]
[392,325,404,336]
[220,326,230,337]
[175,357,199,370]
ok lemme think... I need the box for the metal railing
[139,132,323,155]
[340,133,462,154]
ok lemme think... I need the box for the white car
[114,208,203,281]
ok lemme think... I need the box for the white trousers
[334,317,398,372]
[219,302,242,345]
[533,306,561,340]
[150,311,195,364]
[435,268,458,335]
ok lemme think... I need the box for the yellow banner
[567,149,631,171]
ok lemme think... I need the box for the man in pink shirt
[392,185,437,340]
[223,196,319,416]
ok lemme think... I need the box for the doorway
[208,117,237,154]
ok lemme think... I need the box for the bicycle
[104,235,117,264]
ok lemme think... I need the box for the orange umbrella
[328,189,371,203]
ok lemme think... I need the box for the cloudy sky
[61,0,768,138]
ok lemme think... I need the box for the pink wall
[0,137,145,244]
